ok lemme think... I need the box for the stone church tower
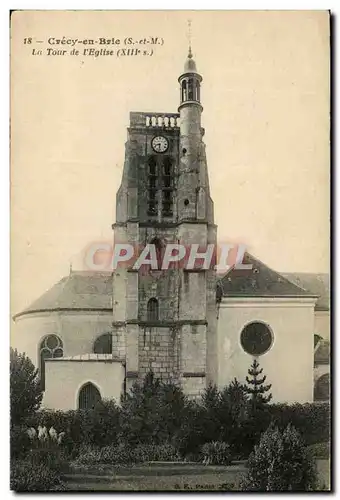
[112,49,218,397]
[12,50,324,409]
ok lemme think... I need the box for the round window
[240,322,273,356]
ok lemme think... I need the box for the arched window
[78,382,101,410]
[314,373,330,401]
[196,81,200,101]
[182,80,187,102]
[188,78,194,100]
[147,298,159,321]
[39,335,63,390]
[240,322,273,356]
[93,333,112,354]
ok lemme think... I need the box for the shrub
[241,424,318,491]
[10,348,43,426]
[10,459,62,492]
[10,425,32,460]
[218,380,252,458]
[134,443,181,462]
[235,402,330,459]
[81,399,121,447]
[237,406,272,458]
[269,403,330,446]
[174,381,249,459]
[71,445,103,466]
[72,443,136,466]
[73,442,181,466]
[201,441,232,465]
[27,399,121,453]
[120,372,187,446]
[172,399,206,457]
[26,445,67,473]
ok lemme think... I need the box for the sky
[11,10,330,315]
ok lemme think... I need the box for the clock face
[151,136,169,153]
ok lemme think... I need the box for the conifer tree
[244,358,272,408]
[119,370,186,445]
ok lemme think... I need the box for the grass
[64,463,245,491]
[63,459,331,491]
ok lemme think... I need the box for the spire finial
[187,19,192,58]
[69,260,73,275]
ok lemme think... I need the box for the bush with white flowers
[27,425,65,445]
[10,426,67,492]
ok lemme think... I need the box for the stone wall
[138,325,179,380]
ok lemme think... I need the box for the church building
[12,50,330,410]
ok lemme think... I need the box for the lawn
[63,460,330,491]
[64,462,246,491]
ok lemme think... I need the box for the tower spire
[187,19,192,58]
[178,22,202,109]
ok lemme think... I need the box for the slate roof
[14,271,113,319]
[282,273,330,311]
[314,339,330,365]
[219,253,317,299]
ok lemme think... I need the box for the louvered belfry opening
[147,156,174,218]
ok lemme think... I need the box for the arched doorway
[78,382,102,409]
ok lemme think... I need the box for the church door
[78,382,101,409]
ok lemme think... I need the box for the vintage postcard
[10,10,330,492]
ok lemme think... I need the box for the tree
[221,378,248,421]
[200,383,222,443]
[119,371,187,446]
[218,378,249,455]
[244,358,272,409]
[239,359,273,456]
[10,348,43,425]
[241,424,318,491]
